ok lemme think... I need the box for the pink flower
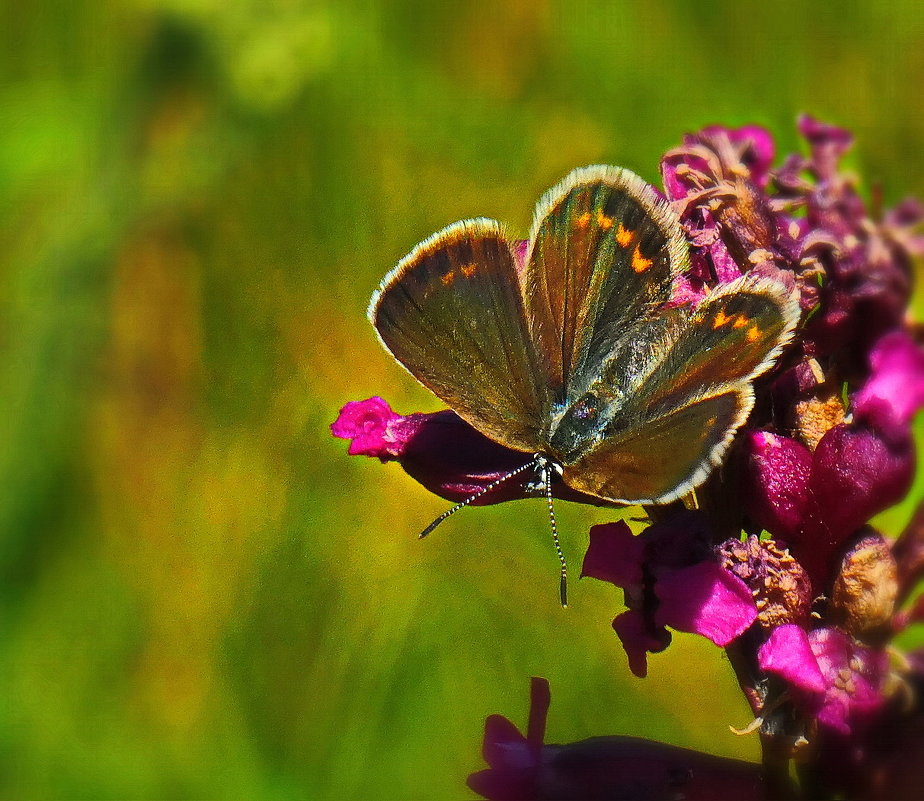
[758,624,888,736]
[854,331,924,433]
[330,396,405,457]
[582,515,757,677]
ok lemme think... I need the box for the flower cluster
[333,118,924,799]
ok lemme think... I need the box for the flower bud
[828,531,898,646]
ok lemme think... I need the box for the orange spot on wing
[712,311,730,329]
[732,315,749,328]
[747,325,761,342]
[631,245,652,273]
[441,271,455,285]
[576,211,592,229]
[616,223,634,246]
[596,210,614,230]
[460,263,477,278]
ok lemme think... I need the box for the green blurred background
[2,1,923,798]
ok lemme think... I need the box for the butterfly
[369,166,800,603]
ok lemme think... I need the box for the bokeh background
[3,1,924,798]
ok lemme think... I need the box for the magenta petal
[330,396,405,457]
[512,239,529,275]
[483,714,528,768]
[654,563,757,646]
[758,624,826,696]
[581,522,645,587]
[854,331,924,429]
[667,274,708,308]
[707,237,743,283]
[742,431,813,540]
[809,628,888,736]
[612,610,668,679]
[732,125,775,186]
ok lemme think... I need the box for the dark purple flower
[582,516,757,677]
[469,677,765,801]
[773,115,921,363]
[858,645,924,801]
[331,397,604,505]
[767,356,847,450]
[741,424,914,588]
[760,624,888,737]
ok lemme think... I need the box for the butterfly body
[370,166,800,507]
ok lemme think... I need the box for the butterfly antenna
[543,462,568,608]
[418,459,537,540]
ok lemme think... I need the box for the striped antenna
[542,460,568,608]
[418,458,539,540]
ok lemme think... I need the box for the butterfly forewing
[524,166,689,404]
[370,219,549,452]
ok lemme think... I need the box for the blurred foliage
[1,1,922,798]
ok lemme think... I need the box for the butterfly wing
[370,218,550,453]
[558,273,800,503]
[523,165,689,403]
[564,389,747,504]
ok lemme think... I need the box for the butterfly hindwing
[370,219,549,452]
[523,166,689,403]
[628,273,801,415]
[561,389,747,504]
[554,273,799,503]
